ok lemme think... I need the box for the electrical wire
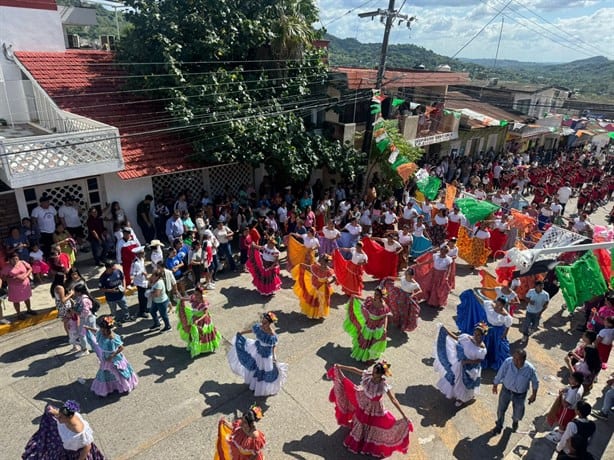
[323,0,379,27]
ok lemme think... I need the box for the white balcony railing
[0,56,125,188]
[0,127,124,188]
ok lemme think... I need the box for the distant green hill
[325,34,614,99]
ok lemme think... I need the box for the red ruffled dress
[328,366,412,458]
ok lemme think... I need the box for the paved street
[1,203,613,459]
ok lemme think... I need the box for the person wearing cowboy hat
[130,246,149,318]
[149,239,164,266]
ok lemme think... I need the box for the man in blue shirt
[520,280,550,343]
[99,261,134,323]
[492,349,539,434]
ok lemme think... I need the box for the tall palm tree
[269,0,317,62]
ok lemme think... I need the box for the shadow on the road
[219,286,268,308]
[531,311,577,350]
[398,384,450,427]
[115,319,160,347]
[199,380,263,417]
[419,303,443,322]
[453,427,513,460]
[12,347,80,378]
[330,293,348,309]
[32,379,126,414]
[282,428,349,459]
[0,335,66,364]
[140,344,192,383]
[274,311,323,334]
[386,327,409,349]
[316,342,358,377]
[280,275,294,291]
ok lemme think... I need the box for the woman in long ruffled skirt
[227,312,288,397]
[246,239,281,296]
[177,286,221,357]
[215,405,266,460]
[85,315,138,397]
[344,288,391,362]
[381,268,422,332]
[291,255,335,319]
[328,361,412,458]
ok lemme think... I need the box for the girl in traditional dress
[335,241,368,297]
[418,245,453,309]
[320,220,340,255]
[290,228,320,262]
[177,286,221,357]
[343,217,363,247]
[292,255,335,319]
[85,316,138,397]
[215,405,266,460]
[246,239,281,296]
[227,312,288,397]
[397,224,413,270]
[344,288,391,362]
[433,323,488,407]
[23,400,105,459]
[457,223,491,268]
[546,371,585,443]
[410,215,432,258]
[447,206,466,239]
[328,361,412,457]
[430,208,449,247]
[381,268,422,332]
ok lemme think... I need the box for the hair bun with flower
[62,400,80,413]
[475,321,489,335]
[263,311,278,323]
[99,315,115,329]
[250,404,264,421]
[375,360,392,376]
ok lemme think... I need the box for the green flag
[375,138,390,153]
[500,120,508,127]
[454,197,498,225]
[416,176,442,200]
[392,98,405,107]
[556,251,607,313]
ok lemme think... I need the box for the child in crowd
[596,316,614,370]
[29,243,49,284]
[565,330,601,394]
[101,229,115,260]
[546,371,585,443]
[67,308,82,353]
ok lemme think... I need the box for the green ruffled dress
[177,297,221,357]
[343,296,390,362]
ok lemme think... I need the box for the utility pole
[358,1,416,89]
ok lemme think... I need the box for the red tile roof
[445,91,521,123]
[332,66,469,90]
[15,50,198,180]
[0,0,56,10]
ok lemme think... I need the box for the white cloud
[316,0,614,62]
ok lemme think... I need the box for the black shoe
[138,313,149,319]
[161,326,171,332]
[149,324,161,330]
[512,421,518,432]
[492,426,502,435]
[26,310,38,316]
[591,409,608,420]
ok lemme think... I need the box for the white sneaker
[206,283,215,290]
[546,431,561,443]
[76,350,90,358]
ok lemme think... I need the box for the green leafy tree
[118,0,361,182]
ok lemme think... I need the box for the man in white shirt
[213,221,236,271]
[130,246,149,318]
[493,163,503,189]
[31,195,57,256]
[58,195,84,243]
[557,182,573,215]
[550,199,563,217]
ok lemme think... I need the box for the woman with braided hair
[433,323,488,407]
[227,312,288,397]
[215,405,266,460]
[328,361,413,457]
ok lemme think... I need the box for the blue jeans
[522,311,541,336]
[600,387,614,415]
[89,239,102,264]
[496,387,527,428]
[150,300,170,328]
[107,297,131,322]
[218,242,236,271]
[210,253,219,280]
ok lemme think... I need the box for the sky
[314,0,614,63]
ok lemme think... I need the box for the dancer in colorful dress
[344,288,391,362]
[85,316,138,397]
[433,323,488,407]
[334,241,368,297]
[320,220,341,255]
[215,405,266,460]
[292,255,335,319]
[177,286,221,357]
[381,268,422,332]
[328,361,412,458]
[397,225,413,271]
[417,245,453,309]
[430,208,449,247]
[410,215,432,258]
[227,312,288,397]
[246,239,281,296]
[23,400,105,459]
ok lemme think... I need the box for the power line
[323,0,379,27]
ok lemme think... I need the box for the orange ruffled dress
[215,418,266,460]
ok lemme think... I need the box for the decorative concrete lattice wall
[208,163,253,198]
[152,170,204,203]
